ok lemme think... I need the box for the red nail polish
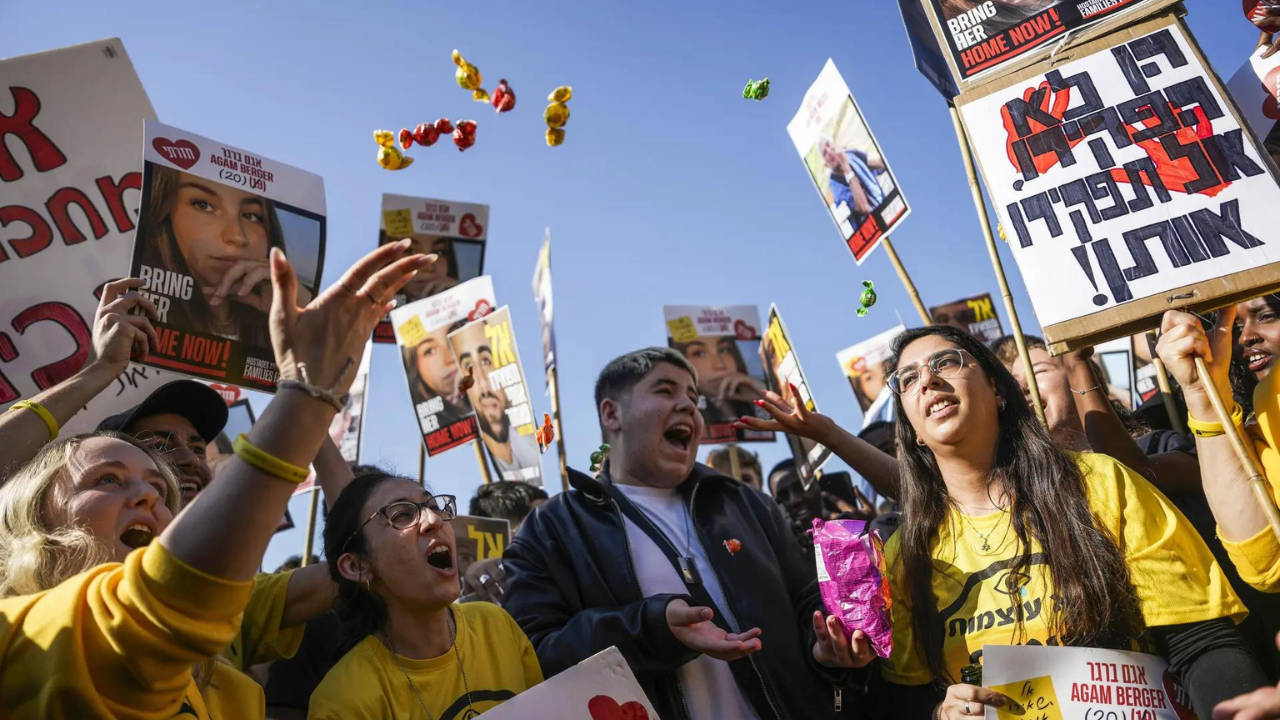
[754,399,765,407]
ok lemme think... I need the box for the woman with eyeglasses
[738,325,1265,720]
[308,472,542,719]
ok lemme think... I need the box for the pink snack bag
[811,518,893,658]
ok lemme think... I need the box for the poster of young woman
[447,307,543,486]
[129,120,326,390]
[663,305,774,445]
[328,341,372,464]
[760,305,832,485]
[836,324,906,428]
[372,194,487,343]
[389,276,496,457]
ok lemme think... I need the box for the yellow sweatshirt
[1222,367,1280,592]
[0,541,253,719]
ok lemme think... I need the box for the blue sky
[0,0,1256,570]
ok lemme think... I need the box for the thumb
[668,602,712,627]
[269,248,299,325]
[1208,305,1239,360]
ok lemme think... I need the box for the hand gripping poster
[448,306,543,486]
[958,18,1280,350]
[390,276,496,457]
[129,120,326,389]
[373,194,487,343]
[788,59,910,265]
[664,305,774,445]
[760,305,832,485]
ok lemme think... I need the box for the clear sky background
[0,0,1258,571]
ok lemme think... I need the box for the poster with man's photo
[663,305,774,445]
[329,341,372,464]
[929,292,1005,344]
[373,194,487,343]
[788,59,910,265]
[761,305,831,485]
[448,306,544,486]
[390,276,496,457]
[836,324,905,429]
[129,120,326,390]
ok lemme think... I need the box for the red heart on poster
[468,299,493,321]
[1264,67,1280,121]
[620,701,650,720]
[733,319,758,340]
[588,696,622,720]
[208,383,241,406]
[151,137,201,170]
[458,213,483,238]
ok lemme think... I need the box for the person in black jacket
[503,347,873,720]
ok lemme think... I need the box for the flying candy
[857,281,877,317]
[589,443,611,474]
[545,86,573,146]
[535,413,555,453]
[452,49,490,102]
[453,120,477,152]
[412,122,440,147]
[492,79,516,113]
[373,129,395,147]
[458,367,475,395]
[399,128,413,150]
[743,78,770,100]
[546,128,565,146]
[377,145,413,171]
[435,118,454,134]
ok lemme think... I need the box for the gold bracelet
[9,400,58,440]
[232,434,309,484]
[1186,403,1245,438]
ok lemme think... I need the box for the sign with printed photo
[761,305,831,486]
[129,120,326,389]
[328,341,372,463]
[450,515,511,584]
[929,292,1005,344]
[475,647,662,720]
[958,17,1280,351]
[788,59,910,265]
[531,230,557,384]
[390,276,496,457]
[836,324,906,427]
[1226,45,1280,160]
[448,306,543,486]
[663,305,774,445]
[373,194,487,343]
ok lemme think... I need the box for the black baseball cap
[96,380,228,442]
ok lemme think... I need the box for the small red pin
[723,539,742,555]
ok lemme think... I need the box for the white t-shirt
[491,429,541,482]
[614,483,762,720]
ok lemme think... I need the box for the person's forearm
[281,563,337,628]
[821,424,899,501]
[1065,357,1159,477]
[314,435,354,512]
[1186,390,1270,542]
[0,362,118,477]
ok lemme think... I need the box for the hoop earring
[915,436,926,447]
[997,396,1007,411]
[363,577,371,593]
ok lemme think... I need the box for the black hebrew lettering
[1203,129,1265,182]
[1157,132,1222,195]
[1005,85,1064,137]
[1171,215,1212,263]
[1024,598,1042,621]
[1191,199,1262,252]
[1123,224,1172,279]
[996,607,1016,626]
[1165,77,1222,125]
[1118,92,1179,143]
[1113,29,1188,96]
[1046,69,1103,121]
[1091,237,1134,303]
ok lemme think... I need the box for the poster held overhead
[929,292,1005,344]
[760,305,832,488]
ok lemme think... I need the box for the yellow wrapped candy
[374,129,395,147]
[546,128,565,146]
[548,86,572,103]
[544,102,570,129]
[377,145,413,171]
[452,49,490,102]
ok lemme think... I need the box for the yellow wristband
[232,434,309,484]
[1187,403,1245,438]
[10,400,58,441]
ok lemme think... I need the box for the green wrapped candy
[857,280,876,317]
[589,443,612,473]
[743,77,770,100]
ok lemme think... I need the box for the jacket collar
[568,460,729,504]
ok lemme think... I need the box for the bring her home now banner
[958,15,1280,351]
[761,305,831,487]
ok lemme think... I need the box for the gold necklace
[956,507,1010,554]
[385,608,475,720]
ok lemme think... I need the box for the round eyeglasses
[886,348,973,395]
[342,495,457,553]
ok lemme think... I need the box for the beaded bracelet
[232,434,310,484]
[9,400,58,440]
[1186,403,1245,438]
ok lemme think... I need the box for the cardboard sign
[448,306,543,486]
[663,305,775,445]
[0,39,185,432]
[983,645,1195,720]
[958,15,1280,352]
[930,292,1006,344]
[328,341,371,464]
[129,120,326,389]
[836,324,906,426]
[761,305,831,487]
[531,231,557,384]
[373,194,487,343]
[450,515,512,582]
[390,276,496,457]
[788,60,911,265]
[474,647,662,720]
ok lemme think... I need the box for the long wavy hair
[887,326,1144,685]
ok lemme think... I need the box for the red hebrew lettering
[0,205,54,261]
[46,187,108,245]
[0,333,19,403]
[0,87,68,182]
[13,302,90,389]
[95,173,142,233]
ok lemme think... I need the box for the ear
[600,397,624,437]
[336,552,372,585]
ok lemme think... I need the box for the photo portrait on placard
[130,120,325,391]
[929,292,1005,344]
[373,194,487,343]
[329,342,372,464]
[836,324,905,428]
[531,232,557,383]
[760,305,831,483]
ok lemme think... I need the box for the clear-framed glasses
[886,348,974,395]
[343,495,457,553]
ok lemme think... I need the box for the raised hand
[1155,308,1234,403]
[91,278,161,368]
[811,611,875,669]
[206,258,313,313]
[733,384,837,446]
[665,598,762,662]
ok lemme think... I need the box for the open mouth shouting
[1245,347,1273,375]
[926,397,959,419]
[120,522,156,550]
[426,542,456,574]
[663,422,694,454]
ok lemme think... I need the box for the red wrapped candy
[398,128,413,150]
[453,120,477,151]
[434,118,454,134]
[491,78,516,113]
[412,122,440,147]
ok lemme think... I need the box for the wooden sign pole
[547,367,570,491]
[881,237,932,326]
[300,488,320,568]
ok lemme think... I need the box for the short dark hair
[468,481,549,526]
[990,334,1046,365]
[705,447,761,483]
[593,347,699,440]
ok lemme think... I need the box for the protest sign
[958,15,1280,352]
[663,305,774,445]
[930,292,1005,344]
[328,341,371,463]
[130,120,326,389]
[897,0,960,99]
[761,305,831,486]
[390,276,496,457]
[474,647,662,720]
[531,231,556,384]
[373,194,487,343]
[448,306,543,486]
[920,0,1176,88]
[788,60,911,264]
[983,645,1195,720]
[0,39,186,432]
[450,515,511,584]
[837,324,906,428]
[1226,45,1280,155]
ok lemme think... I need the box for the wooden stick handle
[300,488,320,567]
[548,368,570,492]
[1146,331,1184,435]
[881,237,931,326]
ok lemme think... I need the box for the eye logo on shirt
[441,689,516,720]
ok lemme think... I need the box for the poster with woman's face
[131,121,325,391]
[836,324,905,415]
[664,305,774,445]
[760,305,831,487]
[373,194,487,343]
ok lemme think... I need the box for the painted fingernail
[754,399,764,407]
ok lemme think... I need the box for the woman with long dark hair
[309,472,541,718]
[739,325,1264,719]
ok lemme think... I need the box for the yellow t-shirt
[881,452,1247,686]
[0,542,253,719]
[1223,367,1280,591]
[221,569,305,671]
[308,601,543,720]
